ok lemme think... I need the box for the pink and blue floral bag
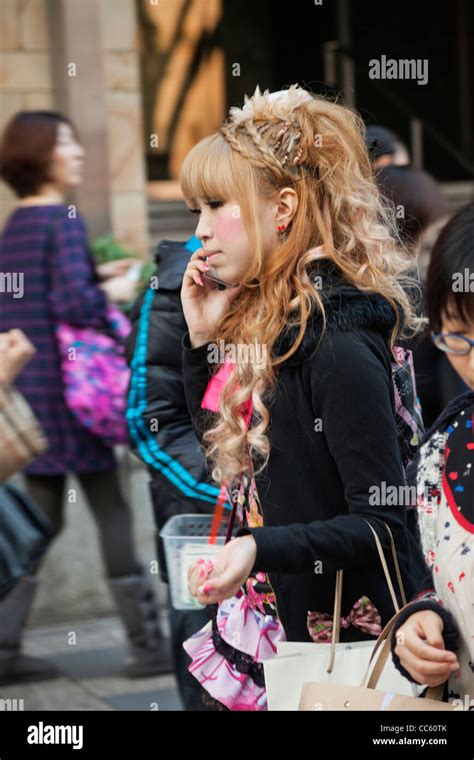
[56,305,131,447]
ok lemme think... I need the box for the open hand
[187,535,257,605]
[96,258,136,280]
[100,274,138,303]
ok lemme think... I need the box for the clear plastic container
[160,514,229,610]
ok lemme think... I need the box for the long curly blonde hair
[180,85,421,487]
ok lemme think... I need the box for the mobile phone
[202,266,240,290]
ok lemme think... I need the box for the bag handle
[327,519,406,673]
[381,520,407,607]
[361,603,446,702]
[365,520,407,609]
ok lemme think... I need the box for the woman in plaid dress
[0,111,168,685]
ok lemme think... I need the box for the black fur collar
[273,262,399,365]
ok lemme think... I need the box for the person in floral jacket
[392,204,474,709]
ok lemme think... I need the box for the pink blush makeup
[214,212,246,243]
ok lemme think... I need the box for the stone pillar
[100,0,149,256]
[0,0,54,224]
[0,0,149,257]
[47,0,112,239]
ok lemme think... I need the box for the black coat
[181,266,428,642]
[126,240,219,582]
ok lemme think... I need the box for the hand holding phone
[181,249,242,347]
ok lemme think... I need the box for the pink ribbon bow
[307,596,382,642]
[201,358,253,426]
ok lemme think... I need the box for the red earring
[277,224,287,235]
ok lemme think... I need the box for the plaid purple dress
[0,204,115,474]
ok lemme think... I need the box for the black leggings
[25,470,142,579]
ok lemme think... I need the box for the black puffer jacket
[126,240,222,583]
[181,263,429,642]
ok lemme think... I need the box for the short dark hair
[425,202,474,332]
[366,125,399,161]
[0,111,77,198]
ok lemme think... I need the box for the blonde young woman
[179,86,438,711]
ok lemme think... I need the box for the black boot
[0,576,59,686]
[108,571,172,678]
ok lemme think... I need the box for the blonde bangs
[180,133,244,207]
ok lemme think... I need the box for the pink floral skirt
[183,587,286,711]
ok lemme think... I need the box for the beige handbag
[265,521,429,710]
[297,521,459,711]
[298,610,459,710]
[0,385,47,482]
